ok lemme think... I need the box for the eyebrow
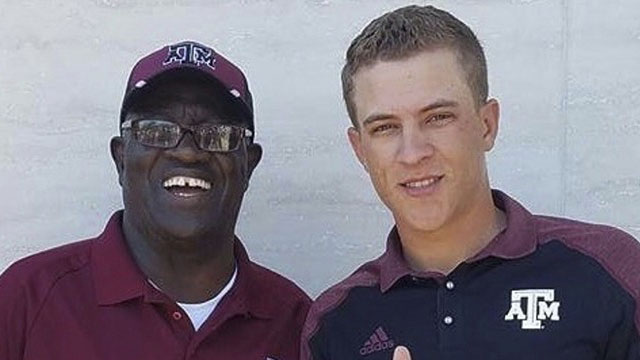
[361,99,460,127]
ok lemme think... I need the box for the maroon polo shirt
[0,212,311,360]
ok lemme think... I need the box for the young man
[0,40,310,360]
[302,5,640,360]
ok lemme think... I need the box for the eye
[426,113,453,126]
[134,120,180,147]
[370,123,399,135]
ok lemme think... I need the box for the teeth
[163,176,211,190]
[405,177,439,188]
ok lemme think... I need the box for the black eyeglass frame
[120,119,254,153]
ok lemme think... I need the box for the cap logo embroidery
[163,43,216,69]
[504,289,560,329]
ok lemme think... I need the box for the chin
[405,217,447,233]
[149,211,214,239]
[162,225,208,240]
[394,203,450,234]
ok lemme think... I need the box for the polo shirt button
[443,316,454,325]
[445,281,455,290]
[172,311,182,320]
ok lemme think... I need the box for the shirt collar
[379,189,538,292]
[219,240,275,320]
[92,211,148,305]
[91,211,273,320]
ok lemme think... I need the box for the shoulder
[1,239,93,290]
[0,239,94,330]
[313,260,380,316]
[536,214,633,241]
[304,258,381,335]
[535,214,640,263]
[535,215,640,303]
[534,214,640,337]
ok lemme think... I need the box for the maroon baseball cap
[120,40,254,132]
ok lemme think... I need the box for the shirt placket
[436,273,463,354]
[146,291,195,358]
[182,293,251,359]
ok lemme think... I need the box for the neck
[122,214,236,303]
[397,189,506,275]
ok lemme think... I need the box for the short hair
[342,5,488,126]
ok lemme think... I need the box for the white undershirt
[177,267,238,331]
[149,267,238,331]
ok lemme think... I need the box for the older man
[302,5,640,360]
[0,40,310,360]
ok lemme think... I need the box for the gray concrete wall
[1,0,639,297]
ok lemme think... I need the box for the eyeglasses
[121,119,253,152]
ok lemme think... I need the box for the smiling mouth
[400,175,444,195]
[162,176,212,197]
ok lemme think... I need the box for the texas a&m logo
[504,289,560,329]
[163,43,216,69]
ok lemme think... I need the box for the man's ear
[246,142,263,180]
[110,136,125,186]
[479,98,500,152]
[347,127,368,172]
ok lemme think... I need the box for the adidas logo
[359,326,395,355]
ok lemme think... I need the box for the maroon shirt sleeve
[0,263,29,360]
[538,222,640,336]
[550,226,640,347]
[0,255,68,360]
[0,240,90,360]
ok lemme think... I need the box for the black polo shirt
[301,190,640,360]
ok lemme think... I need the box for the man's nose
[168,130,206,162]
[396,128,435,165]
